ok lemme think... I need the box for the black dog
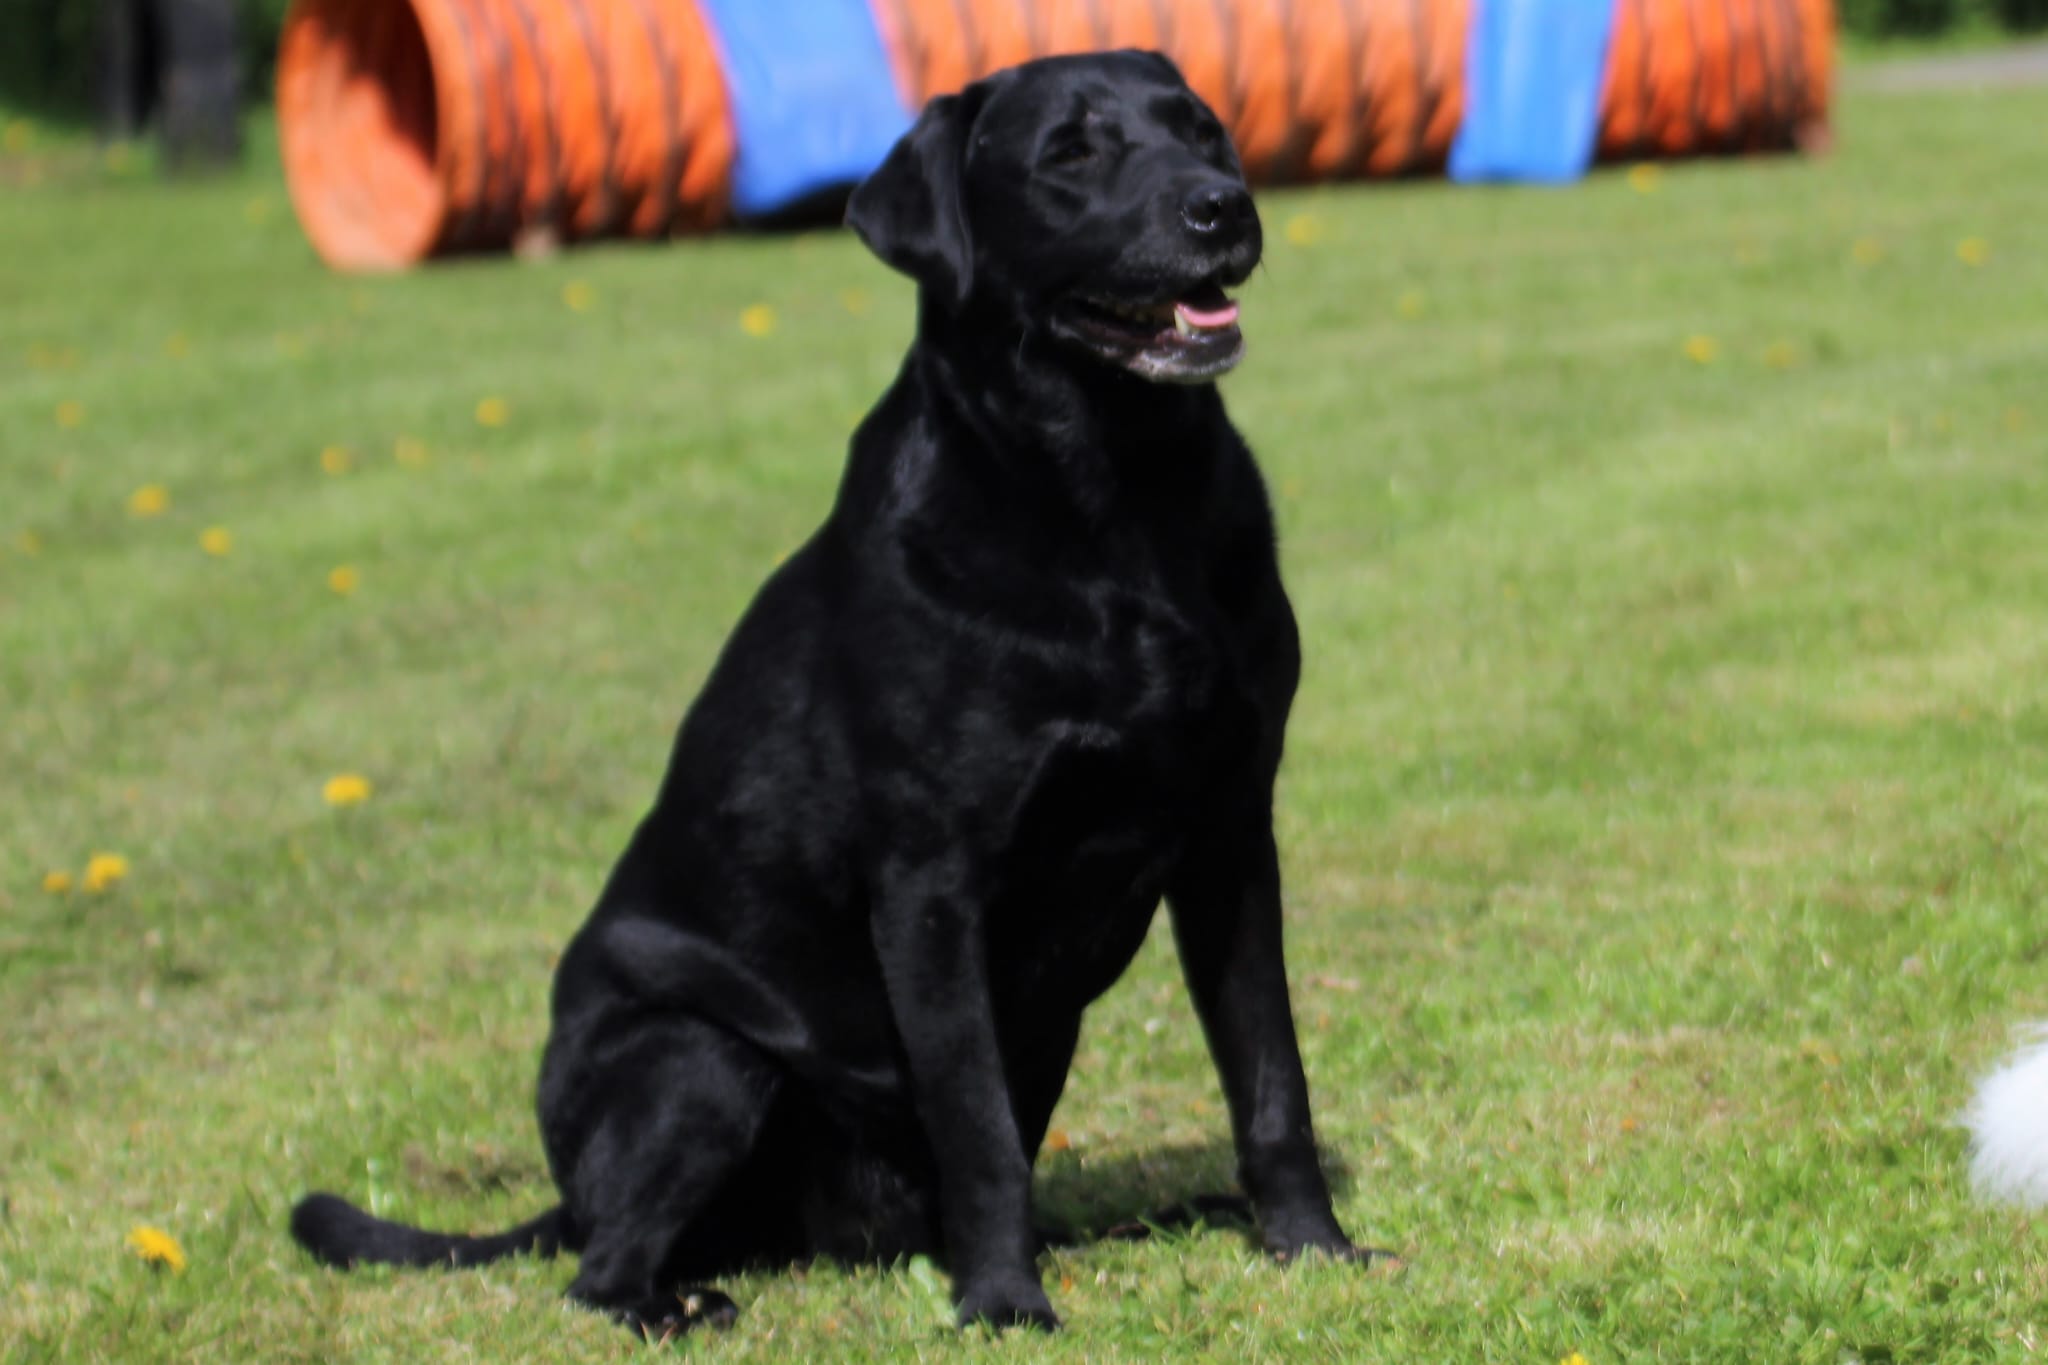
[292,49,1370,1337]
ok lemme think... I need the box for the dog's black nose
[1181,184,1256,237]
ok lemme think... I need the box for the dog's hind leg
[553,1019,786,1339]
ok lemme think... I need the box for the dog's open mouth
[1056,279,1245,383]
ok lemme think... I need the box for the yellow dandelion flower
[319,444,353,475]
[163,332,191,360]
[394,436,430,467]
[1956,237,1990,267]
[323,773,372,806]
[475,396,509,428]
[1683,335,1719,366]
[199,526,232,557]
[1395,290,1427,320]
[55,400,86,430]
[1850,238,1884,267]
[82,852,129,892]
[1762,340,1800,370]
[126,1226,187,1273]
[1560,1354,1590,1365]
[17,530,43,556]
[327,564,360,597]
[838,288,871,316]
[42,870,73,894]
[739,304,778,337]
[562,280,595,312]
[128,484,170,518]
[1626,163,1660,194]
[1284,213,1328,247]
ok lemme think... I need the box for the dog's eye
[1044,139,1095,168]
[1195,122,1225,152]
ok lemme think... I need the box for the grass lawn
[4,78,2047,1363]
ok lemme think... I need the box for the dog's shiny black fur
[291,50,1367,1337]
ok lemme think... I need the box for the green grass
[4,85,2047,1363]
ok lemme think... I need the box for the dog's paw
[616,1287,740,1341]
[1299,1240,1405,1272]
[955,1277,1061,1332]
[1264,1223,1403,1272]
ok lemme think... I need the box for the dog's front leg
[872,853,1058,1331]
[1167,821,1360,1262]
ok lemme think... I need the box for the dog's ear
[1130,49,1187,85]
[846,85,986,305]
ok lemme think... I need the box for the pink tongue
[1175,297,1239,329]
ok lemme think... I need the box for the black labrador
[291,49,1372,1337]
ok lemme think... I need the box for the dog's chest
[1032,578,1264,798]
[988,587,1267,999]
[1107,567,1271,746]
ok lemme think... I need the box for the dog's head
[847,51,1262,385]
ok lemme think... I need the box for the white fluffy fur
[1966,1025,2048,1209]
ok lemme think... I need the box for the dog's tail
[291,1192,568,1270]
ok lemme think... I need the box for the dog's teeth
[1088,297,1185,330]
[1174,310,1194,338]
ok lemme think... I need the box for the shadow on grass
[1032,1137,1358,1252]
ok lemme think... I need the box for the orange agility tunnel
[277,0,1835,271]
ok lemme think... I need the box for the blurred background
[2,0,2045,145]
[1,0,2040,207]
[5,3,2048,1362]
